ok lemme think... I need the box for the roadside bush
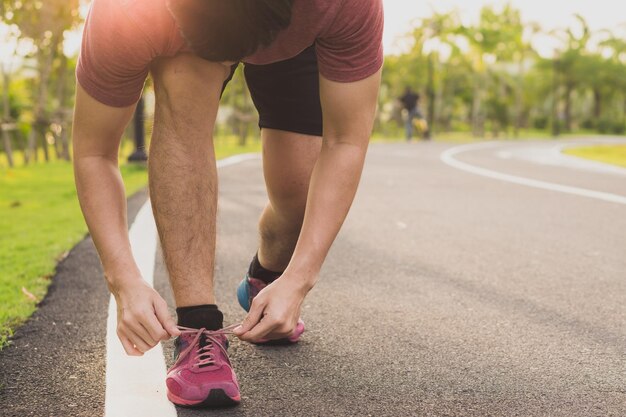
[597,118,625,134]
[533,116,549,130]
[581,119,595,130]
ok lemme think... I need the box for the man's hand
[111,278,181,356]
[233,276,310,343]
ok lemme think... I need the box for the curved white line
[440,142,626,206]
[105,153,261,417]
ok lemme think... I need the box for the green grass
[563,144,626,168]
[213,135,261,159]
[0,163,148,349]
[0,136,261,349]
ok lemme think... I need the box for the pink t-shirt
[77,0,384,107]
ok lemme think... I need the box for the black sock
[176,304,223,330]
[248,253,283,284]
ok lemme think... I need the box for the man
[73,0,383,408]
[400,87,420,141]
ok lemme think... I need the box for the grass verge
[562,144,626,168]
[0,136,261,349]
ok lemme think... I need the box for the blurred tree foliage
[1,0,80,166]
[1,3,626,168]
[381,6,626,139]
[0,1,259,169]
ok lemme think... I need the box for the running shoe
[236,274,305,344]
[166,325,240,408]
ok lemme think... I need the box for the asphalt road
[1,139,625,416]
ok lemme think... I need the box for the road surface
[1,139,624,416]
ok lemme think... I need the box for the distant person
[400,87,420,141]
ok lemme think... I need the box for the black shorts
[222,45,323,137]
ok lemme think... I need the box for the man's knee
[151,54,229,128]
[270,181,308,209]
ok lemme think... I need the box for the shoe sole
[236,276,304,344]
[168,389,240,408]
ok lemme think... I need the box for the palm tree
[550,14,592,132]
[599,33,626,128]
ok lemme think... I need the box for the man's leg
[235,129,319,344]
[236,46,321,344]
[256,129,322,272]
[405,110,414,141]
[149,54,241,407]
[149,54,227,310]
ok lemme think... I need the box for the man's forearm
[283,69,381,288]
[71,86,180,354]
[284,139,368,287]
[74,155,140,287]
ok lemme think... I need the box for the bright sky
[383,0,626,56]
[1,0,625,66]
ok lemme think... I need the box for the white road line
[105,153,261,417]
[495,140,626,176]
[105,201,174,417]
[217,152,260,168]
[440,142,626,206]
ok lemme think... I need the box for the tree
[2,0,81,163]
[0,23,21,167]
[599,33,626,130]
[383,11,463,137]
[457,5,537,137]
[550,15,593,132]
[221,67,256,146]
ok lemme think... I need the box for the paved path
[1,139,625,416]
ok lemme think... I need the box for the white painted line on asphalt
[441,142,626,206]
[495,140,626,176]
[217,152,260,168]
[105,201,176,417]
[105,153,261,417]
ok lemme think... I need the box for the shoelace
[176,324,240,368]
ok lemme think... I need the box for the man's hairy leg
[149,54,230,307]
[257,129,322,272]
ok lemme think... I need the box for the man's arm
[235,69,381,341]
[73,84,179,355]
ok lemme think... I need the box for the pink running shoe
[166,325,240,408]
[237,274,305,344]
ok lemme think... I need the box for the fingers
[240,317,279,342]
[264,322,296,341]
[118,320,157,355]
[235,300,297,342]
[117,330,144,356]
[113,283,179,356]
[234,299,265,338]
[118,306,170,355]
[247,311,296,342]
[154,298,181,337]
[239,316,295,342]
[141,312,170,343]
[126,316,158,350]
